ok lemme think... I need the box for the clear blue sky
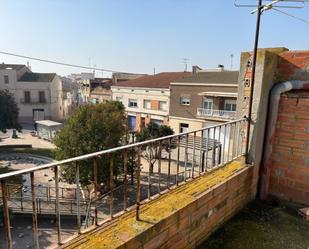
[0,0,308,76]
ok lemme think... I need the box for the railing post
[212,127,216,167]
[167,138,171,188]
[205,129,209,172]
[192,132,196,178]
[147,144,152,199]
[75,161,81,233]
[93,158,98,225]
[54,165,62,245]
[185,134,189,181]
[1,180,12,249]
[176,136,180,185]
[222,124,227,165]
[123,150,128,211]
[30,172,39,249]
[109,156,114,218]
[136,147,141,221]
[199,130,203,175]
[158,141,162,193]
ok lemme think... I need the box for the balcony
[20,98,48,105]
[197,108,236,119]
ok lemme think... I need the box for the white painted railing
[197,108,236,119]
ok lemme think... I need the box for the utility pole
[245,0,263,163]
[235,0,308,163]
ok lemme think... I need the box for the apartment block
[111,72,189,131]
[169,69,239,133]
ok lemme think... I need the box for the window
[180,123,189,133]
[224,99,236,111]
[4,75,9,84]
[128,115,136,131]
[180,97,190,106]
[128,99,138,108]
[143,100,151,109]
[203,98,213,110]
[116,97,122,103]
[159,101,167,111]
[24,91,31,103]
[38,91,46,103]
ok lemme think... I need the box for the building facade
[0,64,68,124]
[169,70,239,133]
[111,72,189,131]
[89,78,113,104]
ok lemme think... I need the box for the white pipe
[260,80,309,199]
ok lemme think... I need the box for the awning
[198,91,238,97]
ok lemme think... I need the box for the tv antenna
[230,54,234,70]
[182,58,189,72]
[234,0,308,162]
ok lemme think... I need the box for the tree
[53,101,128,189]
[136,122,175,173]
[0,90,21,133]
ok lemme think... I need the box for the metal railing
[197,108,236,119]
[0,118,247,249]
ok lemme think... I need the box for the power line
[0,51,143,75]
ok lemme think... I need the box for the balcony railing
[197,108,236,119]
[0,118,247,249]
[20,98,48,104]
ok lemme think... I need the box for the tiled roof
[19,72,56,82]
[172,71,239,84]
[114,72,191,89]
[0,64,26,71]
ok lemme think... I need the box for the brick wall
[133,165,253,249]
[277,51,309,81]
[269,92,309,205]
[63,159,254,249]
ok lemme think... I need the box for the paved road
[0,213,77,249]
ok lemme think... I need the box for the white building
[0,64,67,124]
[111,72,189,131]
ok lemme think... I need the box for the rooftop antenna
[153,67,156,75]
[230,54,234,70]
[182,58,189,72]
[234,0,307,163]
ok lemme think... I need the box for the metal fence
[0,118,247,249]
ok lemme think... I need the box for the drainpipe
[260,80,309,200]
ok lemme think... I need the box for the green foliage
[53,101,127,187]
[0,90,21,133]
[136,122,175,173]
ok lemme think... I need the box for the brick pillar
[236,47,288,197]
[136,113,142,132]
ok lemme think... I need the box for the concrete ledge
[61,157,253,249]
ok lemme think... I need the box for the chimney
[218,64,224,71]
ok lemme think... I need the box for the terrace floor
[199,199,309,249]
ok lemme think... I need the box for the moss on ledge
[62,157,249,249]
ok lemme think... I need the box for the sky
[0,0,309,77]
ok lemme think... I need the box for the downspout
[260,80,309,200]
